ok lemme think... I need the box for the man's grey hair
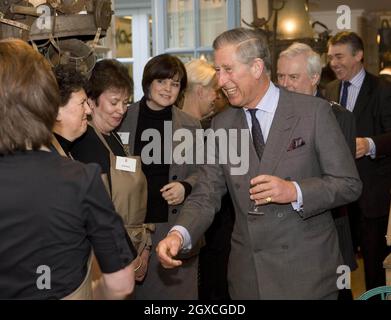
[279,42,322,83]
[213,27,271,73]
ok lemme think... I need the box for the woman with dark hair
[0,39,136,300]
[72,59,151,284]
[118,54,201,299]
[52,64,91,156]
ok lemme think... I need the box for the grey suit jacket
[117,101,202,255]
[174,88,362,299]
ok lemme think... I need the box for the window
[111,10,152,100]
[153,0,240,61]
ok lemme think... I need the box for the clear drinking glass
[248,182,265,215]
[248,200,264,215]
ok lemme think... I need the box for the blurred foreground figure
[0,39,136,300]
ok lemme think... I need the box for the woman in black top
[52,64,92,156]
[0,39,135,299]
[72,59,151,283]
[118,54,201,299]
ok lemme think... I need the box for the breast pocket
[285,145,308,159]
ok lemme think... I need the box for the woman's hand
[160,182,185,205]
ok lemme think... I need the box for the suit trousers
[198,192,235,300]
[132,222,198,300]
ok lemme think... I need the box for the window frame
[152,0,240,58]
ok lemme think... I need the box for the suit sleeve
[298,100,362,218]
[331,105,356,157]
[81,164,136,273]
[373,132,391,158]
[372,80,391,156]
[173,120,228,247]
[378,79,391,134]
[180,118,203,188]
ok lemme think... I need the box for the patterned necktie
[248,109,265,160]
[339,81,351,108]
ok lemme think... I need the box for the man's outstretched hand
[156,231,184,269]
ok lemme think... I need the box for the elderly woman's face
[91,88,130,134]
[58,89,91,141]
[147,74,181,111]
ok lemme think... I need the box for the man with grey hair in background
[277,42,357,300]
[156,27,362,300]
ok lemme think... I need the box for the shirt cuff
[170,225,192,251]
[366,137,376,159]
[291,181,303,212]
[178,181,192,199]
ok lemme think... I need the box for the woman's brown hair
[0,39,60,154]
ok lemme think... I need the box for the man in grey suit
[156,27,362,299]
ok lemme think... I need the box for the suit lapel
[172,106,181,151]
[259,90,299,175]
[225,107,258,212]
[353,73,372,120]
[126,102,140,155]
[328,80,341,103]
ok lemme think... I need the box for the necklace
[111,131,130,157]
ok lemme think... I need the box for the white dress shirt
[340,68,376,157]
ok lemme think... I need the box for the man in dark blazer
[326,31,391,290]
[157,28,362,299]
[277,42,358,300]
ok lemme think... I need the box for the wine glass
[248,183,265,215]
[248,200,264,215]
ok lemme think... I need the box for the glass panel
[116,60,134,101]
[174,53,195,64]
[200,0,227,47]
[199,51,214,63]
[167,0,194,48]
[115,16,132,58]
[148,15,154,57]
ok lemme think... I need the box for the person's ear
[56,107,63,121]
[311,73,321,87]
[251,58,264,79]
[88,98,96,109]
[354,50,364,63]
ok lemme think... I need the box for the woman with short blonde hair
[181,59,218,121]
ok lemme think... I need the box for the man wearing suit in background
[276,42,357,300]
[326,31,391,290]
[157,27,362,299]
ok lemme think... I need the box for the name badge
[116,156,136,172]
[117,132,130,145]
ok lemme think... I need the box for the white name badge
[117,132,130,145]
[116,156,136,172]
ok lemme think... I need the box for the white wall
[310,9,365,36]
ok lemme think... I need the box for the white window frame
[115,4,152,101]
[152,0,240,57]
